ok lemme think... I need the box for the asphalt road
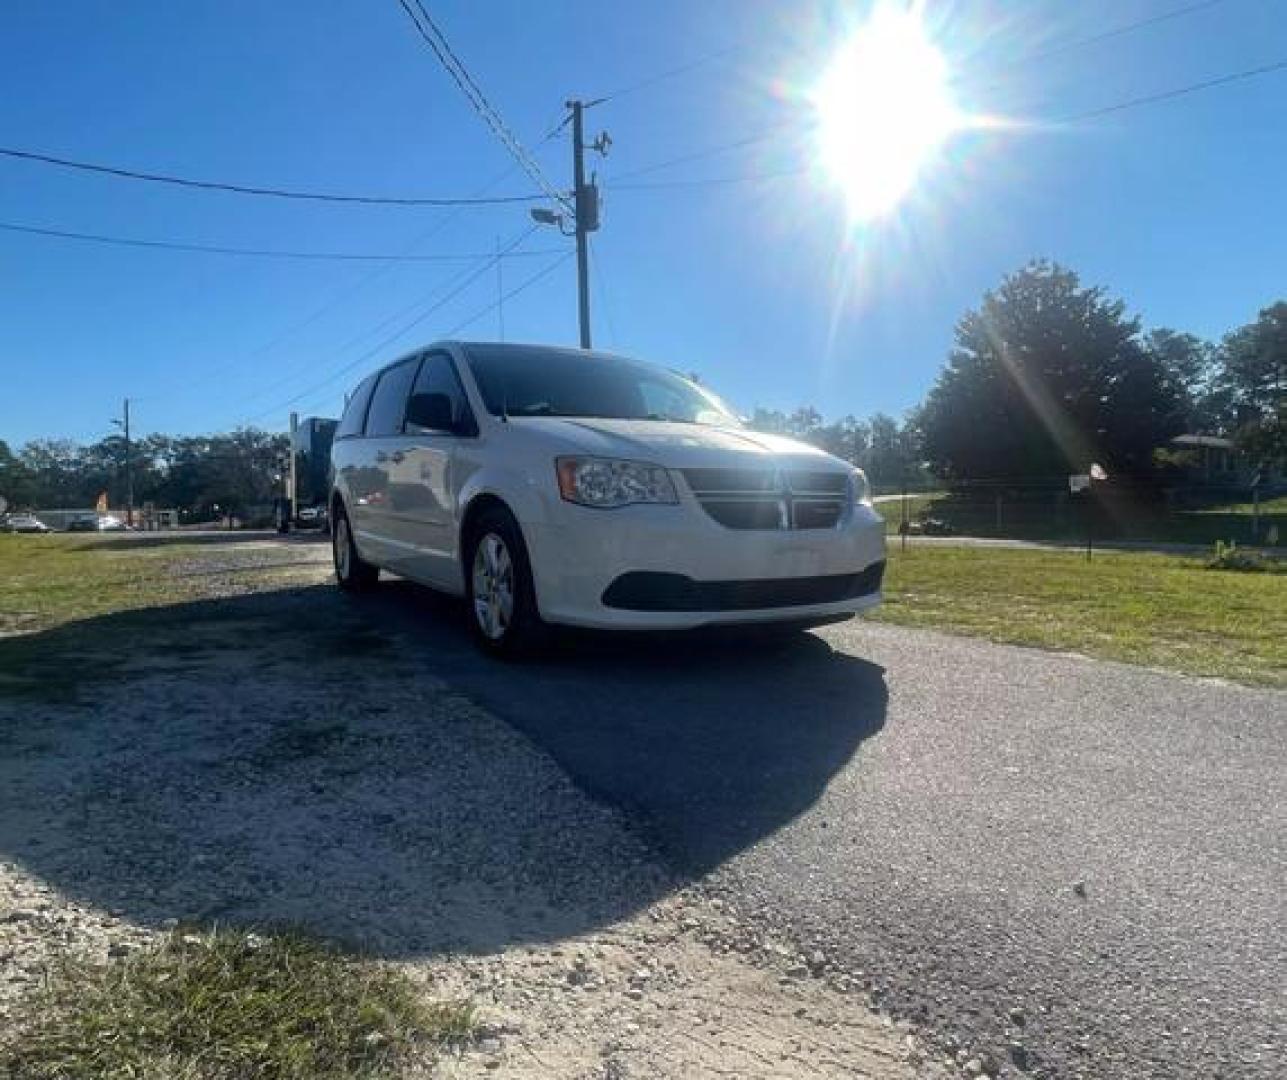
[362,581,1284,1080]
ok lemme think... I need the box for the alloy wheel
[472,532,514,641]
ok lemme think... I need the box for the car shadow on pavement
[365,579,890,876]
[0,580,886,958]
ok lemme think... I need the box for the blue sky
[2,0,1284,446]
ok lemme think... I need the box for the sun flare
[811,5,961,220]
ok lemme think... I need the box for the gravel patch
[1,541,931,1077]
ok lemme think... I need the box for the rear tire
[464,506,544,658]
[333,505,379,592]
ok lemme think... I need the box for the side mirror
[405,392,457,433]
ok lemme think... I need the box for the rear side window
[364,358,419,437]
[408,352,475,434]
[336,374,377,439]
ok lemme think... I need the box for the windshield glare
[463,345,740,427]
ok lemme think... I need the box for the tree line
[0,430,287,518]
[2,260,1282,511]
[753,262,1283,484]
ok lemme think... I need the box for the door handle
[390,451,405,464]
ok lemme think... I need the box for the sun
[811,5,961,220]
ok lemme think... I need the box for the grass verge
[0,535,310,633]
[0,535,326,701]
[0,928,474,1080]
[873,545,1287,688]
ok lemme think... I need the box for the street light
[530,206,577,239]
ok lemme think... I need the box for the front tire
[333,505,379,592]
[465,507,544,658]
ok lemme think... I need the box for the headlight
[556,456,678,509]
[850,467,872,506]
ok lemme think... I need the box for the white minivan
[330,342,886,655]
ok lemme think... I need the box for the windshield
[463,345,741,427]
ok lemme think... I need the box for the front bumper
[524,499,887,630]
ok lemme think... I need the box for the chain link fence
[872,479,1285,549]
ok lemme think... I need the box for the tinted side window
[364,359,419,437]
[336,374,377,439]
[408,353,475,434]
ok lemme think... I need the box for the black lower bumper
[601,560,885,613]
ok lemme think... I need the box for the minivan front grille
[683,468,849,530]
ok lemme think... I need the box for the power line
[442,250,574,337]
[0,145,545,206]
[608,166,802,192]
[177,113,569,401]
[238,225,542,425]
[604,2,1248,186]
[1060,55,1287,122]
[1013,0,1234,67]
[608,53,1287,190]
[587,237,618,346]
[607,123,789,185]
[267,249,568,417]
[0,219,568,262]
[395,0,569,210]
[229,231,554,415]
[594,2,1236,110]
[593,44,739,104]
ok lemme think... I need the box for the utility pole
[531,101,607,347]
[288,412,299,525]
[124,398,133,528]
[570,100,592,349]
[113,398,134,528]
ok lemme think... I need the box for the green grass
[0,535,326,700]
[873,546,1287,688]
[1187,494,1287,516]
[0,928,473,1080]
[0,535,208,634]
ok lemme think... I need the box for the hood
[512,417,845,471]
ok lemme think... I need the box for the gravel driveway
[1,539,928,1078]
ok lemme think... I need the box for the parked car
[273,500,329,533]
[67,514,129,532]
[296,504,328,529]
[2,513,51,534]
[330,342,886,655]
[917,516,955,536]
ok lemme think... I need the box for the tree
[746,407,920,485]
[0,440,34,508]
[917,262,1185,479]
[1211,302,1286,464]
[0,428,288,516]
[1144,329,1217,430]
[192,430,289,517]
[17,440,85,507]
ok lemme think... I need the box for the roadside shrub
[0,927,474,1079]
